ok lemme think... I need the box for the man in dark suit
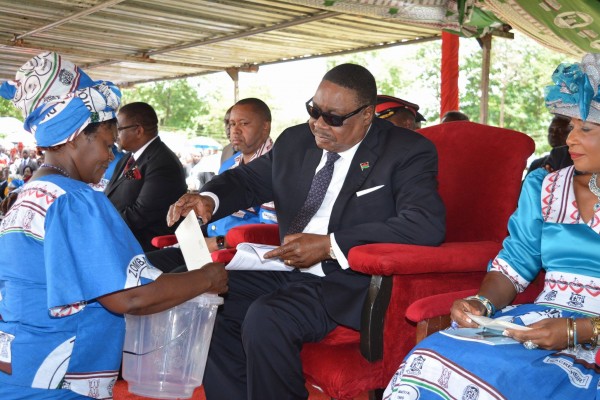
[167,64,445,400]
[105,102,187,252]
[17,149,38,175]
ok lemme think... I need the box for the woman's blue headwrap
[0,52,121,147]
[545,53,600,124]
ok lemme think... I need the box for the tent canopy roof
[0,0,593,86]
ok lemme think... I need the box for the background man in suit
[105,102,187,251]
[167,63,445,400]
[17,149,38,175]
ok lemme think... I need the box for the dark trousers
[203,270,338,400]
[145,247,186,272]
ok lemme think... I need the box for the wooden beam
[479,34,492,125]
[1,42,224,71]
[226,68,240,103]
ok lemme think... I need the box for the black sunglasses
[305,98,369,127]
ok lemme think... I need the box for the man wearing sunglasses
[167,63,445,400]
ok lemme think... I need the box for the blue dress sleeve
[488,168,547,291]
[44,188,161,308]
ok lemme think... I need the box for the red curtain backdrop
[441,31,460,119]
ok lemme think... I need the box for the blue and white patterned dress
[0,175,162,399]
[384,167,600,400]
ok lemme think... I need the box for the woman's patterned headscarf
[545,53,600,124]
[0,52,121,147]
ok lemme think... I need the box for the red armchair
[215,121,535,399]
[406,274,546,344]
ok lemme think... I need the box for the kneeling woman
[0,52,227,399]
[385,53,600,399]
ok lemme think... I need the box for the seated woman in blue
[384,53,600,399]
[0,52,227,399]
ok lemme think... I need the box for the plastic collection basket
[122,293,223,399]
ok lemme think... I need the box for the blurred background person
[441,110,470,123]
[375,94,425,130]
[527,114,572,174]
[21,165,33,183]
[220,105,236,167]
[16,148,37,175]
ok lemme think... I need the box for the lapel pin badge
[360,162,369,171]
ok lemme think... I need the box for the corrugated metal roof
[0,0,443,85]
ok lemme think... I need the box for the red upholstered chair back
[418,121,535,243]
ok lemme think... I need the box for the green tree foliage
[121,79,223,139]
[0,98,22,120]
[458,36,567,153]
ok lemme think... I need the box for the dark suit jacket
[105,137,187,251]
[17,158,38,175]
[526,145,572,175]
[202,118,445,328]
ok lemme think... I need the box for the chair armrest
[405,289,477,323]
[405,272,547,344]
[348,241,502,275]
[406,275,546,324]
[225,224,280,247]
[151,235,178,249]
[354,242,500,362]
[212,248,237,263]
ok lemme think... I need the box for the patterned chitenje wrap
[545,53,600,124]
[0,51,121,147]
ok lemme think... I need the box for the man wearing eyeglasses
[105,102,187,252]
[167,64,445,400]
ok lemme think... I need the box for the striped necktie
[287,152,340,235]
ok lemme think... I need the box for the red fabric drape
[441,31,460,119]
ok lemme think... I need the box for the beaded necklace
[40,163,71,178]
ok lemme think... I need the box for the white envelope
[356,185,384,197]
[174,210,213,270]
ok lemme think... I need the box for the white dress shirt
[205,129,368,277]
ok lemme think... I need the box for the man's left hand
[264,233,330,268]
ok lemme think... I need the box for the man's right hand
[167,193,215,227]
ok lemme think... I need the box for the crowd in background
[0,142,225,205]
[0,145,42,201]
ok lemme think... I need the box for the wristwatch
[216,235,225,250]
[329,245,337,260]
